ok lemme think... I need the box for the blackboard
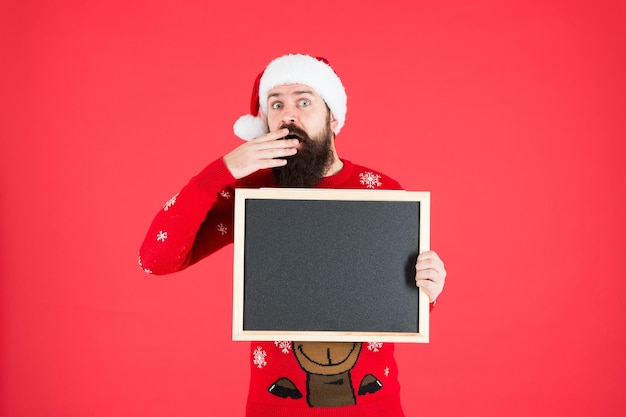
[232,188,430,343]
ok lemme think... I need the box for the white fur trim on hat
[233,54,347,141]
[233,114,268,142]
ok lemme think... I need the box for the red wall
[1,1,624,416]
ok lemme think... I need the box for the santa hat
[233,54,347,141]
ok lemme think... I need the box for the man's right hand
[223,128,299,179]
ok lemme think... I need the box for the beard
[271,116,334,187]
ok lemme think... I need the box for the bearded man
[139,53,446,416]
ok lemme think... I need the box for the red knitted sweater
[139,158,412,416]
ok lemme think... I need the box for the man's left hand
[415,250,446,303]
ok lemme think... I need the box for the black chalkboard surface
[232,188,430,343]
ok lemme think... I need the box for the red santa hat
[233,54,347,141]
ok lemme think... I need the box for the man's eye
[298,99,310,107]
[271,102,283,110]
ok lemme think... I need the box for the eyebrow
[267,89,315,99]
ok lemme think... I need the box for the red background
[1,1,624,416]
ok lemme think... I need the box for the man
[139,53,446,416]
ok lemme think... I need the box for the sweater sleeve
[138,158,238,275]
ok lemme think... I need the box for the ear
[329,112,339,133]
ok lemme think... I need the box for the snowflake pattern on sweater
[253,346,267,369]
[274,341,292,354]
[163,193,178,211]
[359,171,383,188]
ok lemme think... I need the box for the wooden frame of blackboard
[232,188,430,343]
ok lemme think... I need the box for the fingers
[415,278,440,301]
[415,250,446,302]
[246,131,299,167]
[253,134,299,158]
[254,127,291,143]
[224,128,300,179]
[415,251,445,275]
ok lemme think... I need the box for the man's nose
[281,103,297,124]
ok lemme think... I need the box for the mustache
[279,124,309,141]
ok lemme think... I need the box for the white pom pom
[233,115,268,141]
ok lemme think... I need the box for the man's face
[267,84,338,187]
[266,83,338,136]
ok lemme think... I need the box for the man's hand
[223,128,299,179]
[415,250,446,303]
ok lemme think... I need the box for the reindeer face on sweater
[293,342,361,375]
